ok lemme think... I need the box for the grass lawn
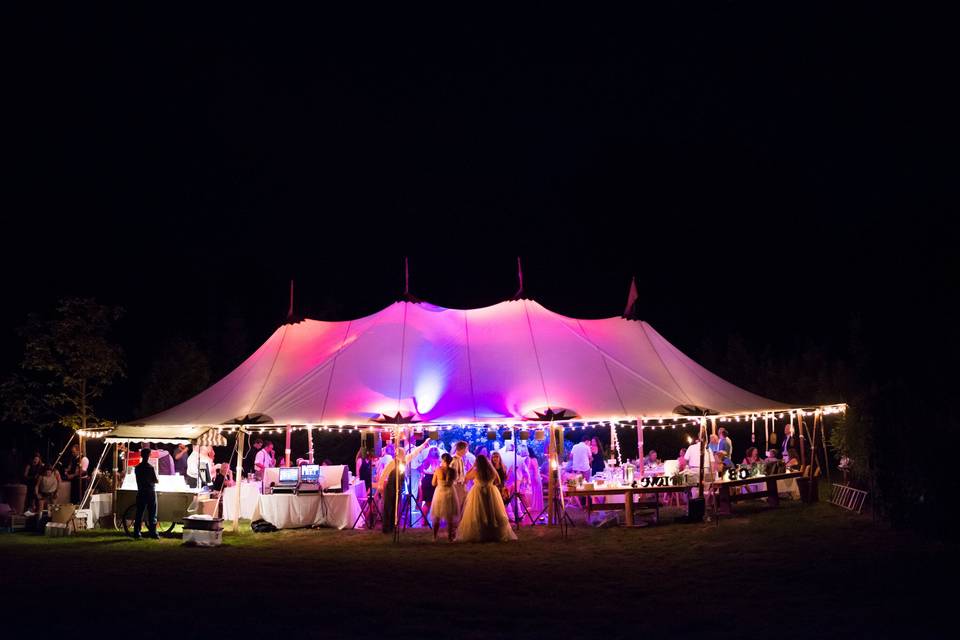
[1,501,954,638]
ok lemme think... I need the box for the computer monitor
[278,467,299,484]
[299,464,320,484]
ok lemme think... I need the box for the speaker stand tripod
[506,491,534,528]
[535,483,574,538]
[353,487,382,530]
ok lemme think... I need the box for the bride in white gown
[455,454,518,543]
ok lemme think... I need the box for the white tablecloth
[90,493,113,526]
[777,477,800,499]
[222,482,261,520]
[253,489,364,530]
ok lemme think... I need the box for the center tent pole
[392,424,402,543]
[636,418,644,478]
[697,418,707,496]
[512,425,520,530]
[233,427,245,533]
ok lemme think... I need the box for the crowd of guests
[6,438,249,516]
[5,443,91,513]
[357,438,547,542]
[364,439,525,542]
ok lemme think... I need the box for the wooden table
[564,484,691,526]
[707,471,802,515]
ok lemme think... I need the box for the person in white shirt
[187,445,215,488]
[374,444,395,487]
[570,437,593,479]
[683,439,713,471]
[254,441,275,480]
[450,441,470,509]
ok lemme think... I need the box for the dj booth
[253,465,368,530]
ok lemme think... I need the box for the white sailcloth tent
[124,299,793,428]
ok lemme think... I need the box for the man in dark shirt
[133,448,160,539]
[173,443,189,476]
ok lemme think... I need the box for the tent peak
[622,276,640,320]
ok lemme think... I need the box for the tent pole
[764,416,769,453]
[798,413,807,470]
[233,428,245,533]
[307,426,314,464]
[547,425,556,526]
[111,443,119,529]
[819,411,832,485]
[392,425,401,543]
[284,424,292,467]
[79,441,110,510]
[697,418,707,497]
[636,419,644,477]
[53,431,77,471]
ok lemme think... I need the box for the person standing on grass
[430,453,460,541]
[570,435,592,480]
[173,443,190,476]
[451,441,470,511]
[134,448,160,539]
[35,465,60,512]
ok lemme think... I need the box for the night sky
[2,5,953,424]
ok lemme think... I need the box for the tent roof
[105,425,223,444]
[123,299,793,428]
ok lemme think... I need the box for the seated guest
[741,447,763,493]
[645,450,660,468]
[590,437,606,476]
[35,465,60,511]
[785,448,800,470]
[764,449,780,462]
[211,463,234,493]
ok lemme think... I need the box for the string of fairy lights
[76,404,846,440]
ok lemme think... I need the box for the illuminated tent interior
[123,299,794,428]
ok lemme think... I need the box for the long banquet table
[251,482,367,530]
[564,484,691,526]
